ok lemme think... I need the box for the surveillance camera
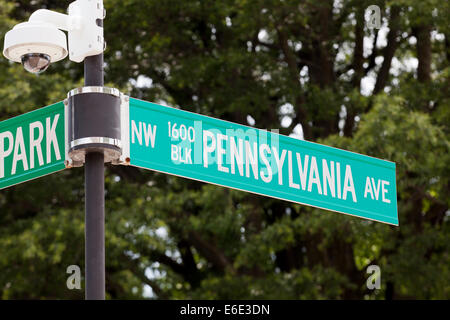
[3,21,68,74]
[3,2,104,70]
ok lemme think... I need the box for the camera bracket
[67,0,104,62]
[27,0,104,63]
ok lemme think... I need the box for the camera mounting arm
[28,9,75,31]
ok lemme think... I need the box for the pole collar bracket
[66,86,124,167]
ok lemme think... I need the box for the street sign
[0,101,66,190]
[127,98,398,225]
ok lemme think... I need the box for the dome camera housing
[3,21,68,73]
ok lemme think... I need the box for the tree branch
[413,24,432,82]
[373,6,401,95]
[188,230,235,273]
[364,31,379,75]
[276,27,311,139]
[124,255,169,299]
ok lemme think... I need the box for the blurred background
[0,0,448,299]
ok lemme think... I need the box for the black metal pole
[84,27,105,299]
[84,151,104,300]
[84,53,104,87]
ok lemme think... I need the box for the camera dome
[21,53,51,74]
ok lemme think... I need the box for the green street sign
[0,101,66,190]
[127,98,398,225]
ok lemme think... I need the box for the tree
[0,0,448,299]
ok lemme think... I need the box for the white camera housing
[2,0,104,71]
[3,21,68,63]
